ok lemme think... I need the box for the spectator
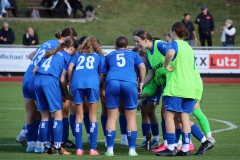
[195,5,214,46]
[221,19,236,47]
[54,0,72,18]
[0,21,15,44]
[182,13,197,46]
[2,0,18,17]
[22,26,39,45]
[69,0,85,18]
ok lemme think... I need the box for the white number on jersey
[31,49,46,66]
[41,56,52,71]
[76,56,95,70]
[116,53,126,67]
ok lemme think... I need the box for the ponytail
[44,43,67,58]
[55,32,62,39]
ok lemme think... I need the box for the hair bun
[55,32,62,39]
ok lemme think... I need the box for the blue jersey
[36,50,71,79]
[23,39,60,82]
[165,41,179,61]
[105,49,143,84]
[70,52,105,91]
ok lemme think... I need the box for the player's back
[71,52,105,90]
[23,39,60,82]
[36,51,71,79]
[106,49,142,84]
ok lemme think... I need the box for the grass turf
[0,82,239,159]
[1,0,240,46]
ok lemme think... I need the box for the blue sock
[75,123,83,149]
[105,130,116,148]
[90,122,98,150]
[142,123,151,137]
[84,113,90,135]
[69,114,76,137]
[166,133,175,145]
[127,131,138,149]
[101,115,107,136]
[26,124,35,142]
[49,117,54,141]
[40,121,50,143]
[119,115,127,135]
[182,132,191,145]
[191,123,204,141]
[151,123,159,137]
[161,118,166,140]
[62,118,69,142]
[53,120,63,148]
[175,129,182,143]
[33,120,40,141]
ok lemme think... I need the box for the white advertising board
[0,47,240,73]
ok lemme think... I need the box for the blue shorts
[142,86,162,105]
[163,96,196,114]
[106,80,138,110]
[72,88,99,104]
[34,75,62,112]
[22,81,37,101]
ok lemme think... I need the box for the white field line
[0,109,238,145]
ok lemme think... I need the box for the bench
[27,0,52,10]
[5,7,14,18]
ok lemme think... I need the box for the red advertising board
[209,54,240,69]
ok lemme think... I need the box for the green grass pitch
[0,82,239,160]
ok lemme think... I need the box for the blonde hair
[226,19,233,25]
[78,37,102,54]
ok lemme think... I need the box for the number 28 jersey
[105,49,143,84]
[70,52,106,91]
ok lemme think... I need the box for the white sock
[107,147,113,153]
[201,136,207,143]
[174,143,178,147]
[129,148,136,154]
[20,129,26,137]
[206,132,212,138]
[153,136,159,141]
[54,142,61,149]
[164,140,168,146]
[167,144,175,151]
[190,139,192,144]
[36,141,43,148]
[182,144,189,152]
[27,141,36,147]
[121,134,127,140]
[143,136,146,141]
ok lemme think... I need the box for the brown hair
[115,36,129,48]
[44,37,79,58]
[171,22,189,39]
[54,27,78,39]
[133,29,161,41]
[78,37,102,54]
[132,46,145,57]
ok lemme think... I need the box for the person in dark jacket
[22,26,39,45]
[182,13,198,47]
[0,21,15,44]
[7,0,18,17]
[69,0,85,18]
[195,5,214,46]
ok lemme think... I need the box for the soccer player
[68,37,105,156]
[33,37,79,155]
[19,27,78,152]
[133,46,161,149]
[156,22,197,156]
[104,36,146,156]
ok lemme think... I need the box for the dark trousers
[199,33,212,46]
[71,1,85,18]
[55,1,67,18]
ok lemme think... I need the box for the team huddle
[17,22,215,157]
